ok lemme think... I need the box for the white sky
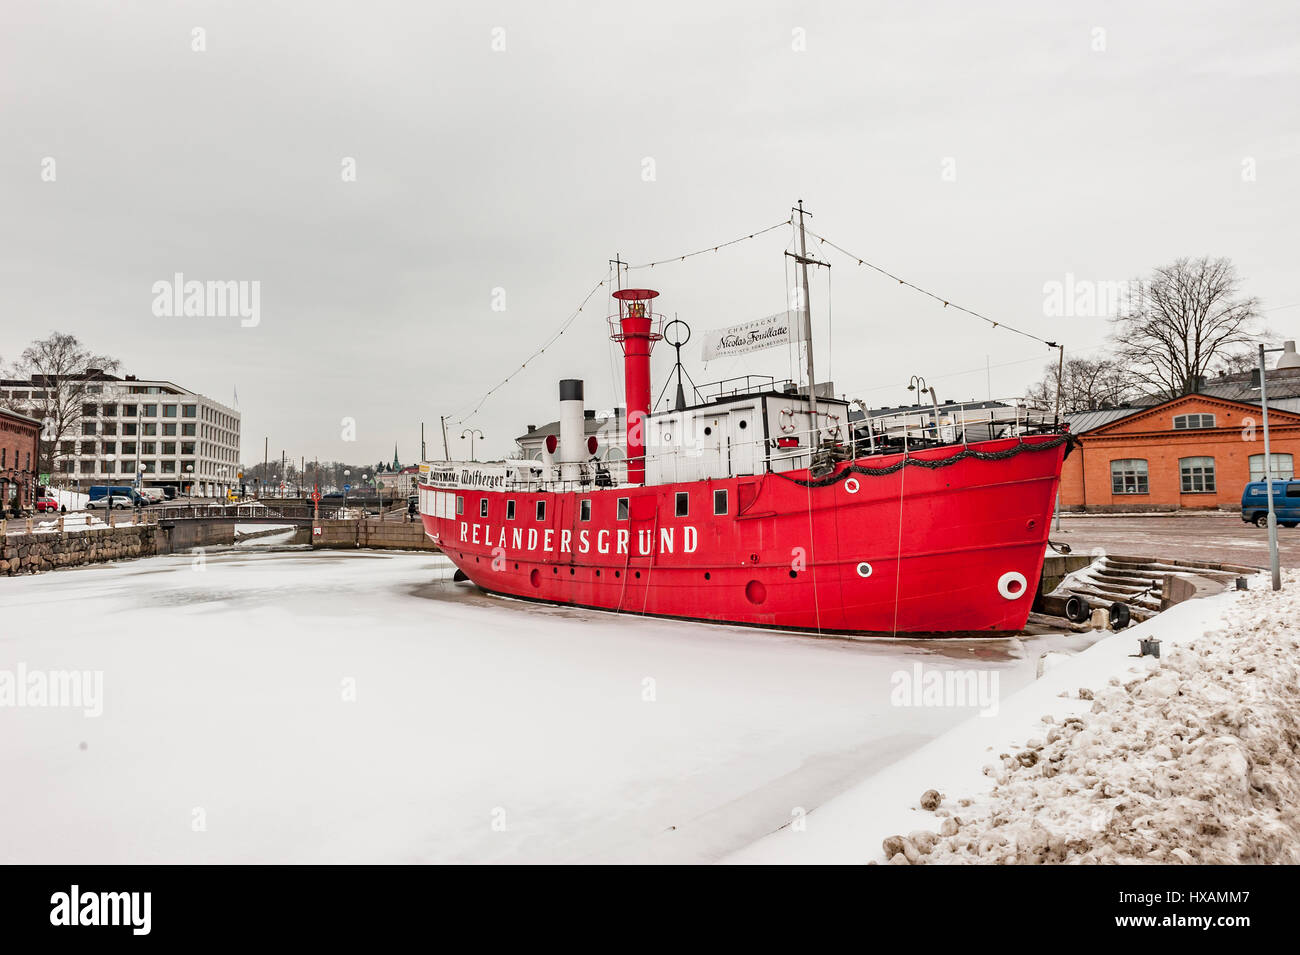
[2,1,1297,464]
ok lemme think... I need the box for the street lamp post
[1259,344,1283,591]
[343,469,351,510]
[908,376,941,439]
[461,429,484,462]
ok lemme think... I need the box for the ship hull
[419,434,1069,635]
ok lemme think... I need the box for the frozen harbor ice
[1,546,1089,863]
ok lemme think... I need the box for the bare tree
[0,333,120,476]
[1025,356,1139,412]
[1111,257,1261,398]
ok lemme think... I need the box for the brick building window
[1110,459,1149,494]
[1179,456,1217,493]
[1173,413,1215,430]
[1249,453,1293,481]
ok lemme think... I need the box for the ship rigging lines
[454,214,1062,424]
[804,228,1060,350]
[454,219,793,424]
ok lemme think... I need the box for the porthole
[704,572,711,580]
[635,571,641,578]
[789,570,797,579]
[856,561,873,578]
[738,420,748,429]
[615,570,621,578]
[998,571,1028,600]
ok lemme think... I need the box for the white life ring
[844,477,860,494]
[778,407,797,433]
[821,411,843,441]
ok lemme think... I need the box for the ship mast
[787,200,829,437]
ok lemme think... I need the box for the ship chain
[777,432,1078,489]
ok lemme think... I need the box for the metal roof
[1064,407,1143,433]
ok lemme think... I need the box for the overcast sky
[3,1,1297,465]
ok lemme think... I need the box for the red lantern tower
[609,288,663,484]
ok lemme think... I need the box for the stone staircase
[1039,554,1255,625]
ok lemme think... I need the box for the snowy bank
[729,574,1300,864]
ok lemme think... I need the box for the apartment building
[0,372,241,499]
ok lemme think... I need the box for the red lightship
[419,207,1072,635]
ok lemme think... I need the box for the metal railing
[422,397,1061,494]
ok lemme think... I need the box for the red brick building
[1,407,42,513]
[1062,393,1300,511]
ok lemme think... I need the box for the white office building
[0,372,241,498]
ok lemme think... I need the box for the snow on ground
[29,512,141,533]
[0,547,1092,864]
[728,574,1300,864]
[46,487,87,510]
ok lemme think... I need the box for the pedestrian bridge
[150,503,348,525]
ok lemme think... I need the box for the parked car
[1241,480,1300,527]
[86,495,134,510]
[35,495,63,513]
[139,487,166,504]
[87,485,149,507]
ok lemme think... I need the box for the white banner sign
[423,463,510,490]
[700,310,807,361]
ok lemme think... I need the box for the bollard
[1236,577,1248,591]
[1090,607,1110,630]
[1139,637,1161,658]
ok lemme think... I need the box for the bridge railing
[149,503,347,521]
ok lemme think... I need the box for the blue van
[1241,480,1300,527]
[87,485,149,507]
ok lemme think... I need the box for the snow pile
[886,575,1300,864]
[46,487,87,510]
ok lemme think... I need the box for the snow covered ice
[731,572,1300,864]
[0,545,1075,864]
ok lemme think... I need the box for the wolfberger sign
[700,310,807,361]
[424,464,509,489]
